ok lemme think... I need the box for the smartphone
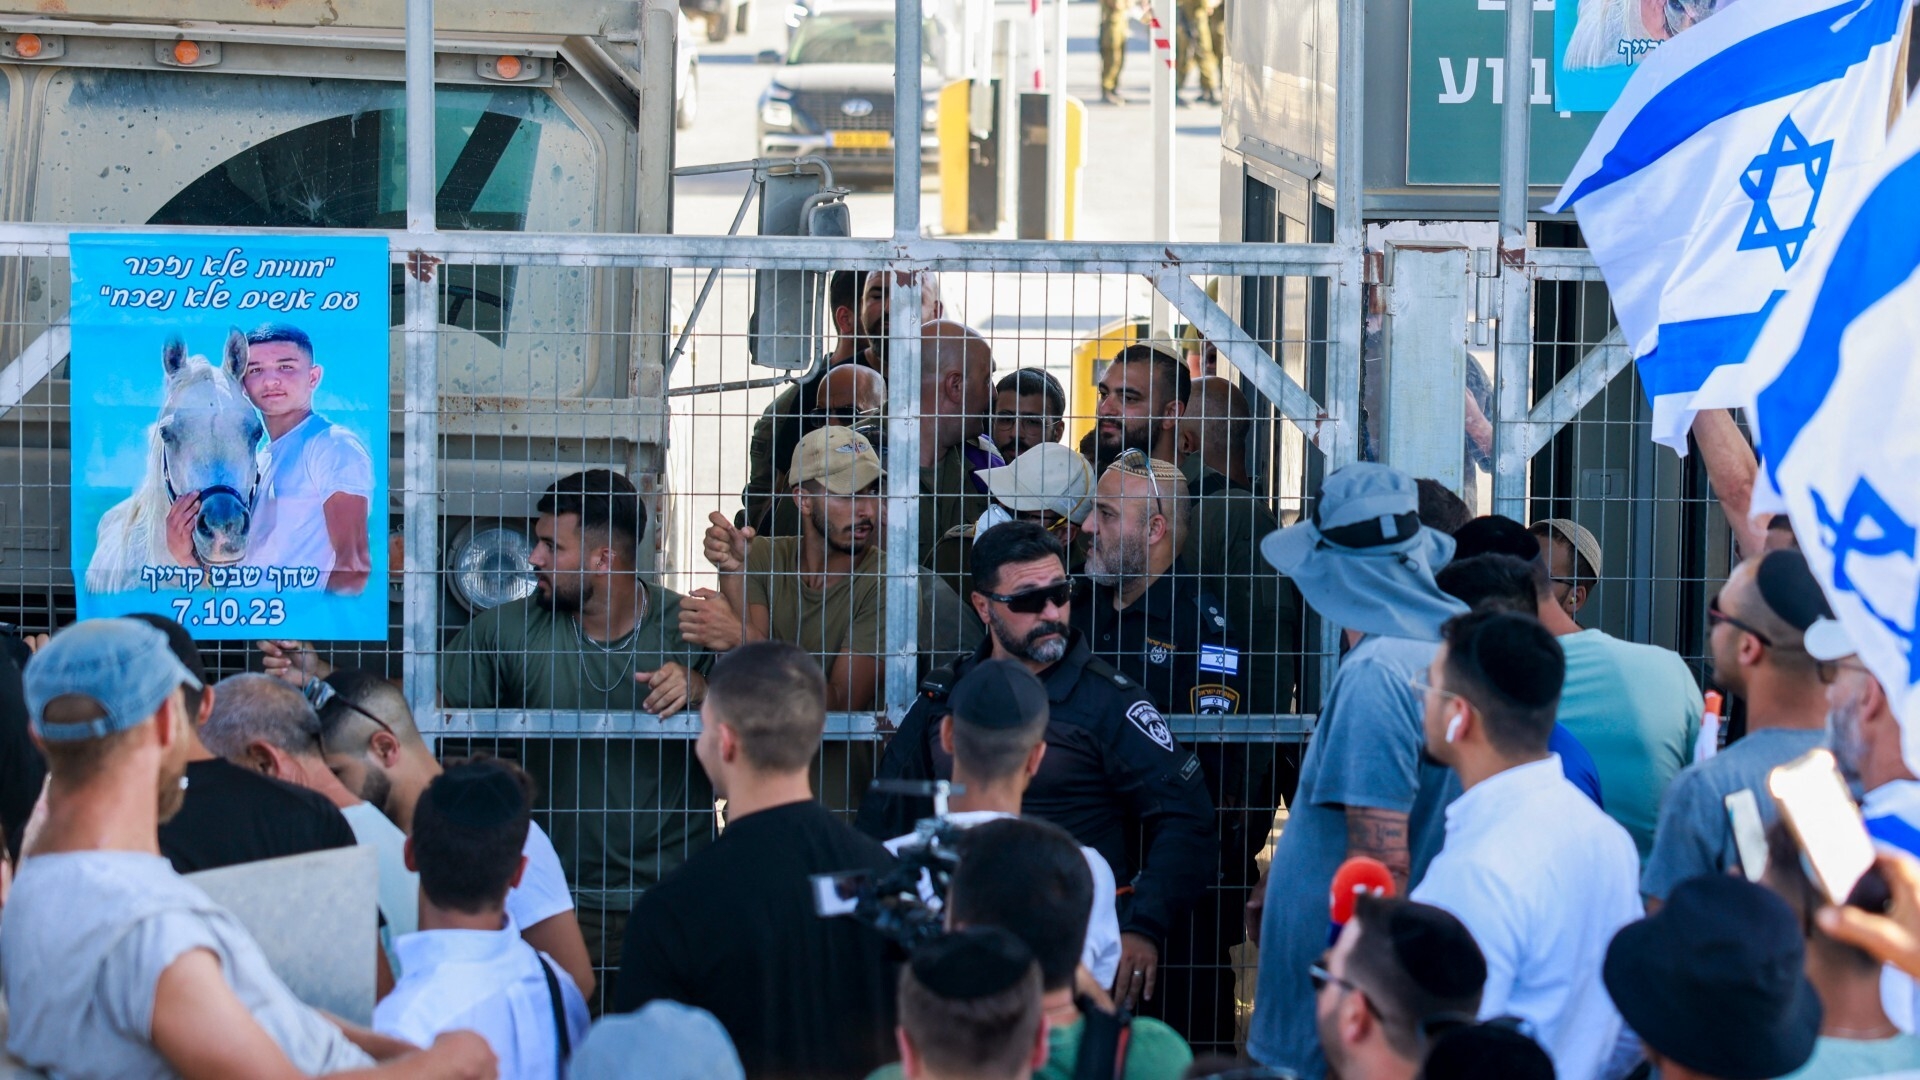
[1724,789,1769,882]
[810,870,871,918]
[1769,749,1876,905]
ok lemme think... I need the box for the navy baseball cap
[24,619,201,743]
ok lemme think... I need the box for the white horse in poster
[86,329,270,594]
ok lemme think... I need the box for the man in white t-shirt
[2,618,494,1079]
[311,668,597,1002]
[883,658,1123,988]
[1410,610,1641,1080]
[240,322,374,594]
[376,760,589,1079]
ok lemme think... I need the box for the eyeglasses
[1112,448,1165,519]
[1817,657,1870,685]
[1308,963,1382,1019]
[980,580,1074,614]
[1707,592,1774,647]
[1406,671,1465,705]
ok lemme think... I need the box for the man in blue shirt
[1245,463,1467,1079]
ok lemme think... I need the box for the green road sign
[1406,0,1603,186]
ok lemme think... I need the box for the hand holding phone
[1770,749,1876,905]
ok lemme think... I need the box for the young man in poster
[165,323,373,594]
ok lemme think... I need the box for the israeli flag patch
[1198,644,1239,675]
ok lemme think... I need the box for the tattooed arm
[1345,806,1412,893]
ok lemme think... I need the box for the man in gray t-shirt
[4,618,494,1079]
[1246,464,1471,1079]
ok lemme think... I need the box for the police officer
[856,520,1215,1013]
[1074,452,1257,1047]
[1076,453,1247,717]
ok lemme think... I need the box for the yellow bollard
[938,80,973,236]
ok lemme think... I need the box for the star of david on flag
[1738,116,1832,271]
[1742,103,1920,773]
[1546,0,1908,452]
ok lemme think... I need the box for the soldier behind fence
[1177,375,1300,714]
[857,269,944,373]
[919,320,1002,565]
[1094,343,1190,469]
[439,469,714,987]
[992,367,1068,461]
[743,269,869,539]
[924,440,1095,605]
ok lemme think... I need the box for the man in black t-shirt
[127,614,359,874]
[615,642,897,1080]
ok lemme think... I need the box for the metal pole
[402,0,441,732]
[1047,0,1069,239]
[1492,0,1534,521]
[894,0,925,238]
[1320,0,1366,702]
[1149,0,1175,334]
[883,278,924,726]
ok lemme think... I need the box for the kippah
[1106,455,1186,489]
[1388,903,1487,1001]
[1756,549,1833,632]
[949,659,1049,732]
[427,762,526,830]
[1450,516,1540,561]
[910,927,1036,999]
[1422,1024,1555,1080]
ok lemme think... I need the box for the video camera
[810,780,966,951]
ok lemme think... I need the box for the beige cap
[789,425,883,495]
[1534,517,1603,579]
[980,442,1096,524]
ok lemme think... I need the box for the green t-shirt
[1555,628,1703,862]
[1781,1033,1920,1079]
[744,535,886,665]
[440,586,716,911]
[865,1014,1192,1080]
[919,443,990,565]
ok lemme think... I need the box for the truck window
[29,71,605,396]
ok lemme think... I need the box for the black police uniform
[1073,560,1247,719]
[855,629,1216,949]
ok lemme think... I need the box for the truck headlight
[449,522,537,612]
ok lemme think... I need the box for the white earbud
[1445,715,1465,744]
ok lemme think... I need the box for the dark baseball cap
[948,659,1049,731]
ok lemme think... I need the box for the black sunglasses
[1707,592,1774,647]
[980,580,1074,614]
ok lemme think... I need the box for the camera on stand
[811,779,966,951]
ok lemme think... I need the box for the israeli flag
[1745,104,1920,769]
[1546,0,1909,452]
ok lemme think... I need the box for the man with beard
[1075,452,1248,1049]
[1094,343,1190,469]
[2,619,497,1079]
[1807,615,1920,1030]
[441,469,714,985]
[858,520,1215,1015]
[856,268,944,374]
[1641,549,1832,907]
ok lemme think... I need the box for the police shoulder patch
[1126,701,1177,752]
[1191,684,1241,715]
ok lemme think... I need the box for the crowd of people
[3,264,1919,1080]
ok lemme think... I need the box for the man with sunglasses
[1314,895,1487,1080]
[1642,549,1834,908]
[859,520,1216,1017]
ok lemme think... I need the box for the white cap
[1804,617,1857,662]
[979,442,1096,524]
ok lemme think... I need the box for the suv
[755,4,949,185]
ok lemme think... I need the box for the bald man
[918,320,1001,564]
[815,362,886,426]
[1177,376,1299,715]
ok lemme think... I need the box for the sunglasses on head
[320,694,396,744]
[980,580,1074,614]
[1707,592,1774,647]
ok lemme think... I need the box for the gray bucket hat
[1260,462,1467,641]
[570,1002,744,1080]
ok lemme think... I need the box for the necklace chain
[573,587,649,695]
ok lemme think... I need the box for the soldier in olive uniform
[1175,0,1220,104]
[1099,0,1133,104]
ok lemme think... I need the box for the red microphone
[1328,857,1396,945]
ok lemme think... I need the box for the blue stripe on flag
[1869,813,1920,857]
[1638,291,1787,400]
[1755,150,1920,481]
[1559,0,1906,208]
